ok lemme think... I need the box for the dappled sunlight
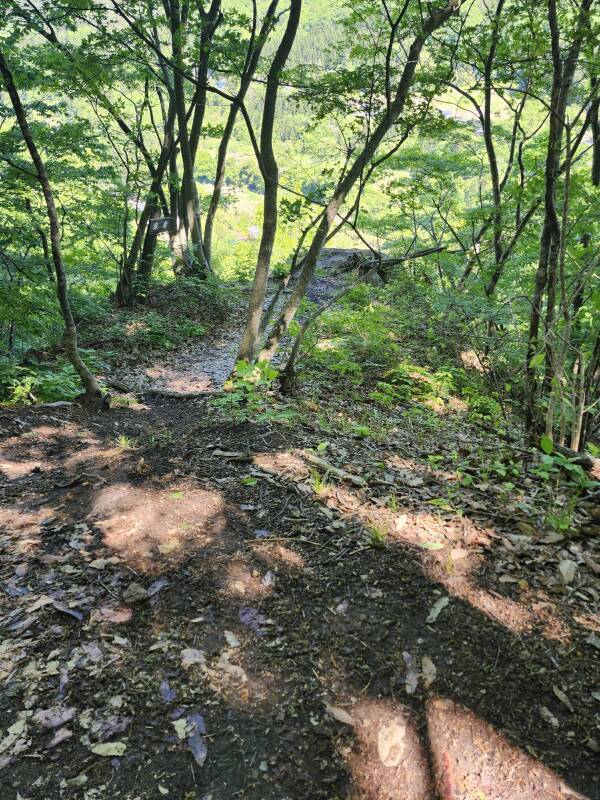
[460,349,487,373]
[204,647,283,711]
[344,698,432,800]
[412,512,571,640]
[254,449,310,480]
[0,424,84,480]
[221,554,274,599]
[572,613,600,633]
[63,441,123,469]
[253,448,573,642]
[144,364,215,393]
[0,454,45,479]
[318,684,588,800]
[427,697,587,800]
[250,540,307,571]
[0,503,52,549]
[89,482,229,572]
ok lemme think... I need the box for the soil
[1,271,599,800]
[115,249,357,396]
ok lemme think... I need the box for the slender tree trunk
[0,50,102,402]
[591,75,600,186]
[259,3,461,362]
[203,0,280,265]
[170,0,208,275]
[482,0,505,297]
[188,0,222,166]
[236,0,303,361]
[116,99,177,303]
[524,0,592,437]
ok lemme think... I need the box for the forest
[0,0,599,798]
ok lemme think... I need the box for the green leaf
[241,476,257,486]
[540,434,553,455]
[529,352,545,369]
[419,541,445,550]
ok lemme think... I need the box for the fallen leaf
[377,719,406,767]
[517,521,537,537]
[224,631,241,648]
[324,703,354,726]
[97,605,133,624]
[160,681,176,703]
[558,559,577,585]
[122,583,148,604]
[26,595,54,613]
[539,706,559,728]
[32,706,75,729]
[552,685,574,713]
[88,558,110,570]
[394,515,408,532]
[187,711,208,767]
[181,648,206,669]
[49,728,72,747]
[426,596,450,624]
[403,651,418,694]
[51,602,83,622]
[91,741,126,757]
[421,656,437,689]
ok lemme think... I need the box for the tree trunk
[0,50,103,404]
[259,3,461,362]
[524,0,592,438]
[116,98,177,303]
[170,0,208,275]
[203,0,280,266]
[236,0,303,361]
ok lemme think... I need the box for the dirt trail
[117,249,360,395]
[0,397,598,800]
[1,253,598,800]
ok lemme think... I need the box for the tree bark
[115,97,177,303]
[236,0,303,361]
[170,0,208,274]
[203,0,280,265]
[524,0,593,437]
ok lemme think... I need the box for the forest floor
[1,259,599,800]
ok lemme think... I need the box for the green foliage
[102,311,206,350]
[212,360,294,424]
[0,356,89,404]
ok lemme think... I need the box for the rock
[122,583,148,604]
[377,719,406,766]
[558,559,577,585]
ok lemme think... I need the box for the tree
[0,50,103,404]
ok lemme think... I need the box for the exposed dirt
[1,392,599,800]
[115,250,359,396]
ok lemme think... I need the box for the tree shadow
[0,401,598,799]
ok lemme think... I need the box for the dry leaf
[91,741,126,757]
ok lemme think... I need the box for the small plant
[368,523,388,549]
[533,437,599,491]
[212,360,293,424]
[116,434,137,450]
[309,468,329,494]
[0,358,86,404]
[545,495,578,536]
